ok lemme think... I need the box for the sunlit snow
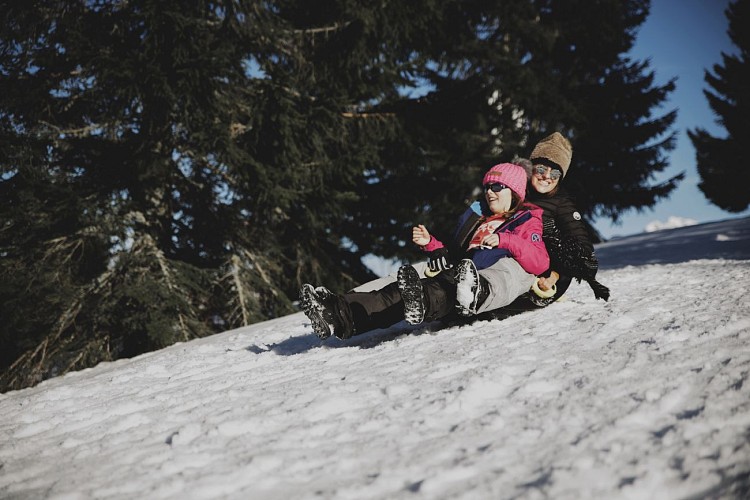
[1,217,749,499]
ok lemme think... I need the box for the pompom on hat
[482,162,528,200]
[529,132,573,178]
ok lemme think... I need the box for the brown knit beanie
[529,132,573,178]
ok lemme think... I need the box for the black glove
[587,279,610,301]
[427,248,453,274]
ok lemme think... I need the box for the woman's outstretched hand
[412,224,431,246]
[537,271,559,291]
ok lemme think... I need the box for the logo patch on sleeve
[573,211,582,220]
[531,233,541,242]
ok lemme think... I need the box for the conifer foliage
[1,0,677,391]
[689,0,750,212]
[515,0,680,226]
[0,1,291,389]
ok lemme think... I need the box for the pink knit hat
[482,163,527,200]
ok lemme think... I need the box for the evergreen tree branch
[1,266,116,391]
[228,254,250,326]
[341,112,396,119]
[291,22,352,36]
[38,121,116,140]
[243,250,278,297]
[132,232,191,341]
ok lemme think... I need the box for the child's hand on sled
[480,233,499,248]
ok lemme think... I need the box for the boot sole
[299,284,333,339]
[398,266,425,325]
[455,260,479,316]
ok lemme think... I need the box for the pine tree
[507,0,680,230]
[351,0,681,241]
[0,0,467,389]
[341,0,548,249]
[0,0,294,389]
[688,0,750,212]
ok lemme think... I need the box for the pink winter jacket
[422,202,550,276]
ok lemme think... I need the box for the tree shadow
[244,307,537,357]
[244,319,452,356]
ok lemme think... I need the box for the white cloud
[644,215,698,233]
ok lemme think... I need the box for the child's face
[485,186,512,214]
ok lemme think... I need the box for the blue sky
[595,0,749,238]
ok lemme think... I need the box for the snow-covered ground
[1,217,749,500]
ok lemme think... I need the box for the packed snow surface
[1,217,749,499]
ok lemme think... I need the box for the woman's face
[530,165,562,194]
[484,184,513,214]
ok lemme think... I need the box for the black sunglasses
[484,182,509,192]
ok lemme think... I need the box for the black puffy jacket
[526,187,609,301]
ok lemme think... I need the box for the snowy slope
[1,217,749,500]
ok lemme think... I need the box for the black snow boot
[299,285,356,339]
[455,259,490,316]
[397,265,425,325]
[300,284,335,339]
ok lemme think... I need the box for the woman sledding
[511,132,610,310]
[299,162,549,339]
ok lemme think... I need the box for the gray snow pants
[347,257,535,331]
